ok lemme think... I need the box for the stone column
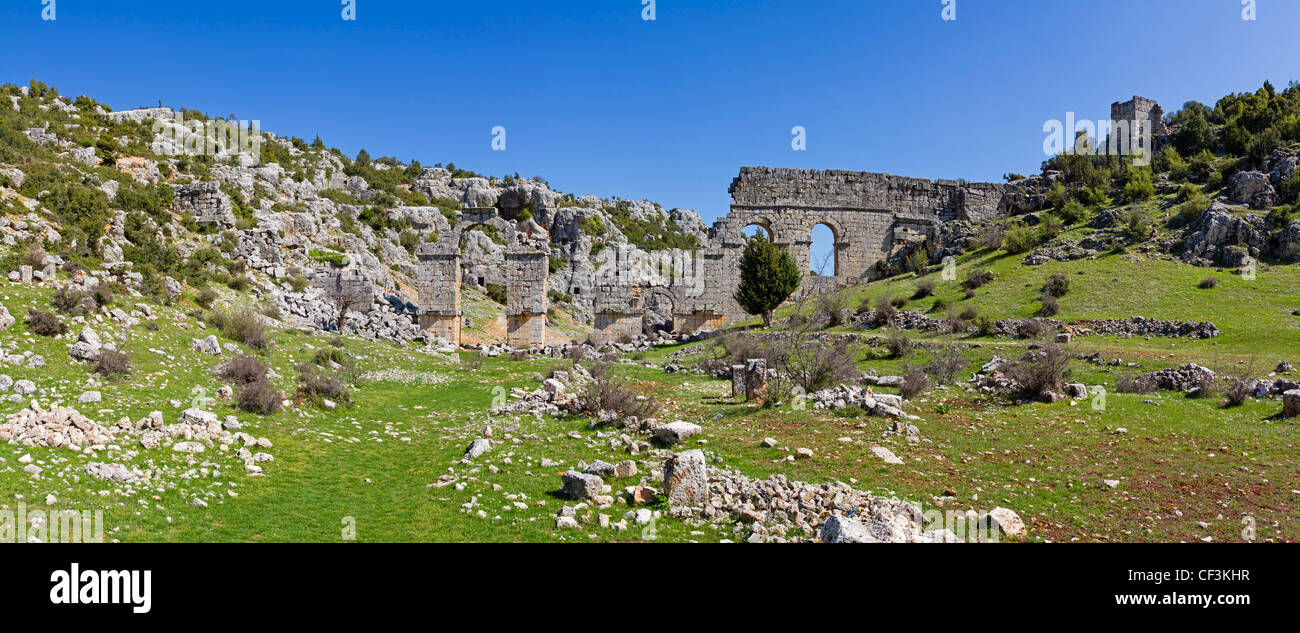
[662,449,709,518]
[416,244,462,345]
[745,358,768,402]
[505,248,548,349]
[730,365,746,397]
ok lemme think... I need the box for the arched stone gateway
[416,208,550,348]
[696,167,1017,321]
[592,284,690,345]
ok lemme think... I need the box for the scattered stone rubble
[1129,364,1215,392]
[662,450,997,543]
[0,403,120,448]
[808,383,912,419]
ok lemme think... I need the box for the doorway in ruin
[641,289,676,335]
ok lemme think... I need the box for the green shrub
[1002,224,1039,254]
[1053,200,1087,225]
[1123,168,1155,201]
[309,249,350,267]
[287,275,309,293]
[1043,272,1070,297]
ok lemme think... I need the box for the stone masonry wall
[699,167,1013,321]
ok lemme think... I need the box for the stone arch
[807,220,840,277]
[416,207,548,349]
[639,286,679,335]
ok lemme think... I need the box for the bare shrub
[577,362,657,419]
[1116,373,1155,394]
[237,379,284,415]
[1019,318,1051,338]
[1187,373,1220,399]
[964,268,995,290]
[215,353,268,385]
[207,309,270,351]
[925,341,968,385]
[1223,359,1258,407]
[815,294,848,328]
[913,278,937,299]
[92,349,132,379]
[296,362,352,407]
[51,287,96,315]
[1003,341,1071,401]
[1039,293,1060,316]
[20,244,47,268]
[870,295,898,327]
[1198,277,1218,289]
[778,335,859,394]
[974,316,995,337]
[26,308,66,336]
[972,223,1006,251]
[1225,379,1253,406]
[326,282,371,331]
[195,286,218,310]
[885,328,914,358]
[899,365,931,399]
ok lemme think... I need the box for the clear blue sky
[1,0,1297,225]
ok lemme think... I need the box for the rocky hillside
[0,80,705,346]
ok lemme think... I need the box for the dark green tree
[733,236,801,328]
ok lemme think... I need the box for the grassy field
[2,221,1298,542]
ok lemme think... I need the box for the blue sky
[1,0,1298,228]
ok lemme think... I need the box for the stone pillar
[416,244,462,345]
[1283,389,1300,417]
[505,248,547,349]
[730,365,746,397]
[662,449,709,518]
[594,310,639,346]
[745,358,768,402]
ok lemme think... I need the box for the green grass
[3,202,1299,542]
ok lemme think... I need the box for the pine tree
[733,236,801,328]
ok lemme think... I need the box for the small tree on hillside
[733,236,801,328]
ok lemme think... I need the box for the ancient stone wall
[699,167,1012,321]
[173,181,234,228]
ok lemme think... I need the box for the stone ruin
[418,93,1174,348]
[416,167,1028,348]
[1111,96,1167,138]
[416,208,551,348]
